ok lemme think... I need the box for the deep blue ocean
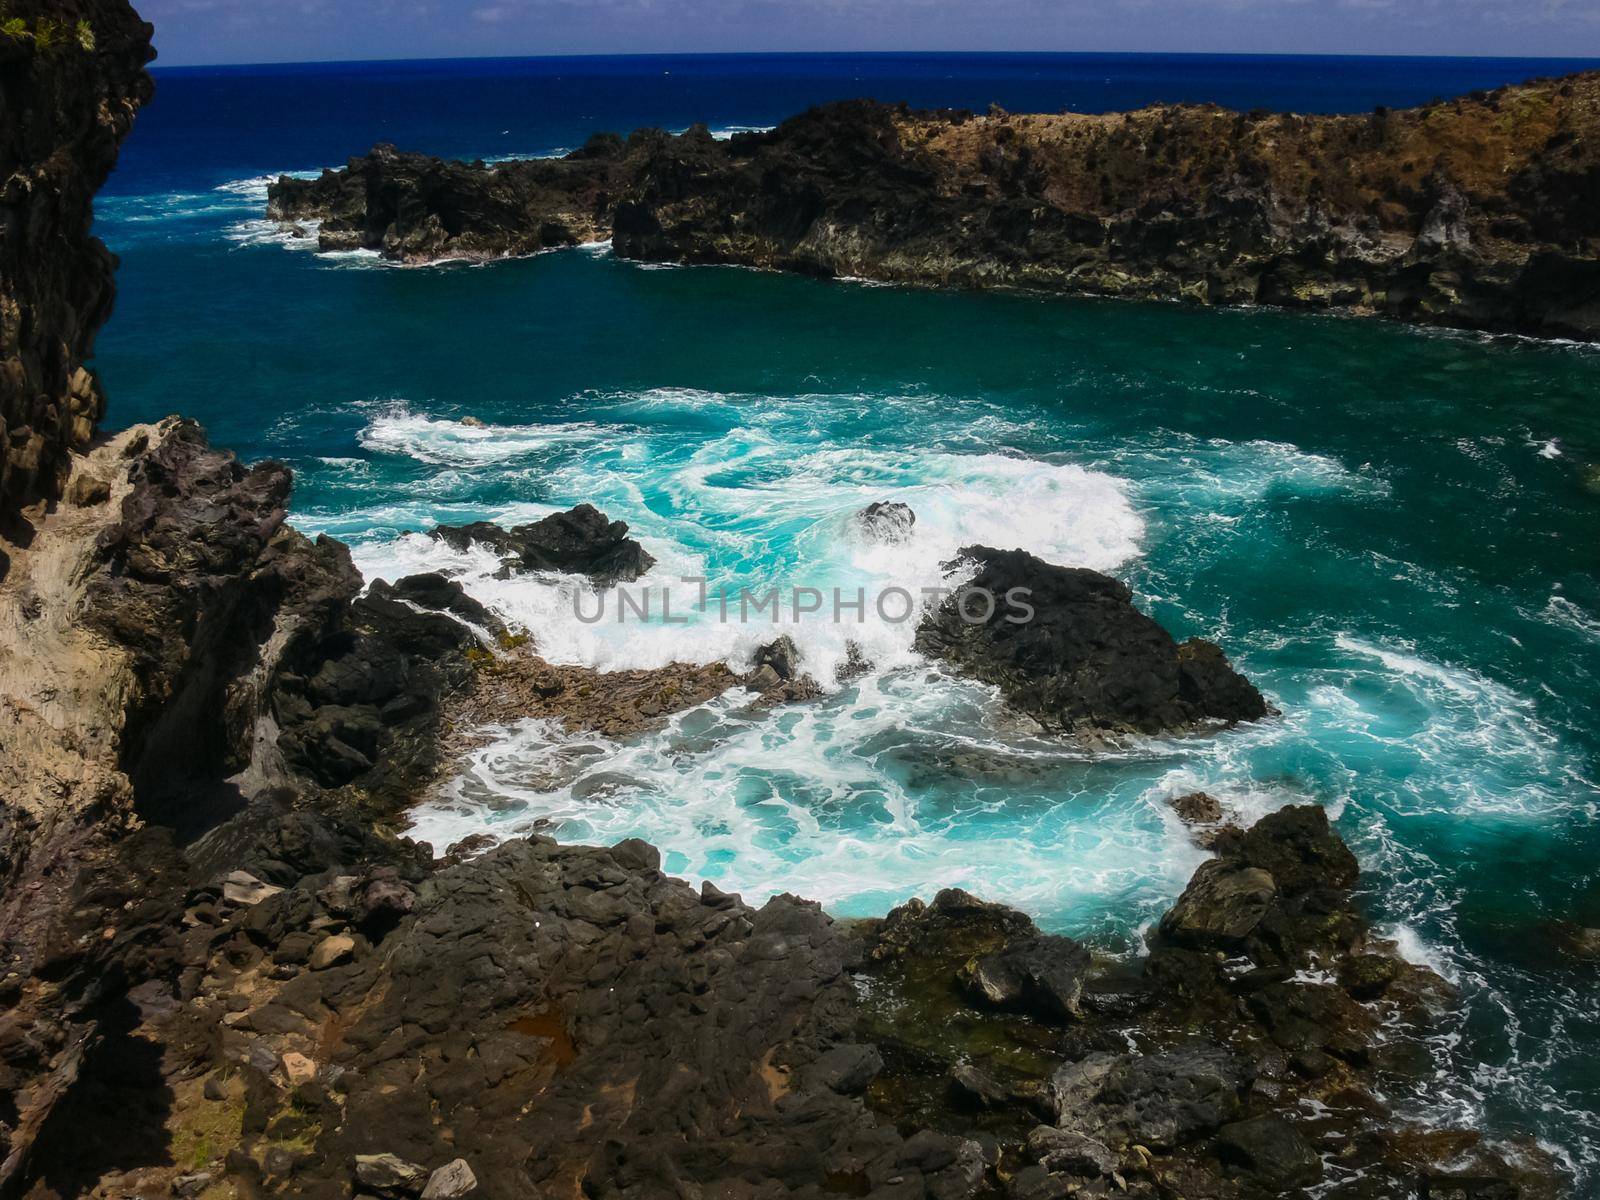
[94,52,1600,1183]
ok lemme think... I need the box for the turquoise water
[97,54,1600,1181]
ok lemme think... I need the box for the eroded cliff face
[0,0,153,525]
[611,86,1600,338]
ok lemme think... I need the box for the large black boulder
[914,546,1268,736]
[432,504,655,587]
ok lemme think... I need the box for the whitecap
[355,402,615,467]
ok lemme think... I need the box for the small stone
[309,933,356,970]
[354,1153,429,1194]
[1168,791,1223,825]
[948,1061,1010,1109]
[172,1172,212,1196]
[1338,952,1400,999]
[263,1146,305,1177]
[1026,1126,1117,1178]
[610,838,661,873]
[1004,1165,1069,1200]
[67,472,111,507]
[221,871,284,907]
[421,1158,477,1199]
[1216,1115,1322,1188]
[202,1072,230,1101]
[279,1051,317,1087]
[459,416,487,427]
[273,930,317,965]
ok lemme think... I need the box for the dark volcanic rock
[80,420,479,815]
[1216,1115,1323,1187]
[914,546,1268,736]
[872,886,1039,963]
[957,934,1092,1022]
[753,634,802,682]
[0,0,155,518]
[266,136,659,262]
[856,500,917,544]
[1049,1044,1249,1152]
[1148,805,1366,996]
[369,572,506,636]
[1158,860,1278,949]
[283,79,1600,340]
[432,503,655,586]
[182,837,989,1200]
[1168,790,1224,825]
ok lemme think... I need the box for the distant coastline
[266,71,1600,340]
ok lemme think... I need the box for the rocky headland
[270,74,1600,339]
[0,8,1576,1199]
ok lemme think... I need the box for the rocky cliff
[0,0,153,525]
[273,73,1600,340]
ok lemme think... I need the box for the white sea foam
[356,402,614,467]
[1540,595,1600,641]
[407,671,1207,923]
[339,397,1145,684]
[224,216,323,250]
[1384,922,1460,984]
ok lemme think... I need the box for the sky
[139,0,1600,68]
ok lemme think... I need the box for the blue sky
[141,0,1600,67]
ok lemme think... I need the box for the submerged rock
[432,503,655,586]
[855,500,917,544]
[914,546,1269,736]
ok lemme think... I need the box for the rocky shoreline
[0,7,1581,1198]
[0,410,1569,1200]
[270,73,1600,340]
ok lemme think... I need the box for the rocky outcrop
[6,792,1556,1200]
[275,74,1600,340]
[914,546,1269,736]
[852,806,1556,1198]
[266,135,660,262]
[0,0,154,521]
[0,418,485,1191]
[432,503,656,586]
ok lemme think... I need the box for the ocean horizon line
[150,46,1600,76]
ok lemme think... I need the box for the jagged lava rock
[432,503,655,586]
[0,0,154,518]
[914,546,1268,736]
